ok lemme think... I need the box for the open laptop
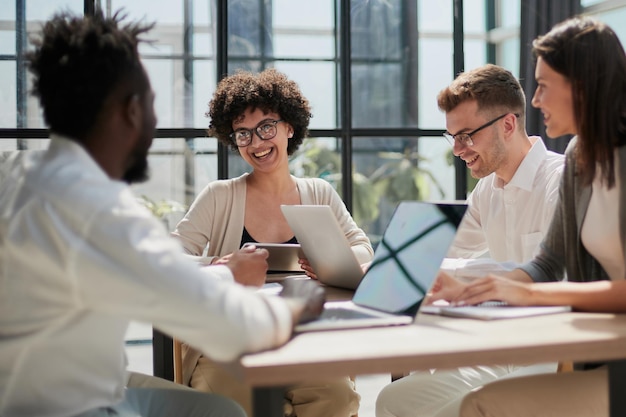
[291,201,467,332]
[281,205,367,290]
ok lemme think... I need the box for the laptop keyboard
[320,308,378,320]
[478,301,508,307]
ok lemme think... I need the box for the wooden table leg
[609,359,626,417]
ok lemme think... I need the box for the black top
[240,226,298,247]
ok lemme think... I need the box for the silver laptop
[281,205,366,289]
[292,201,468,332]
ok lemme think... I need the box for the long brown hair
[533,16,626,187]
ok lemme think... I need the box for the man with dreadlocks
[0,10,324,417]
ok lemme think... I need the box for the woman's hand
[427,271,534,306]
[298,257,318,280]
[449,274,534,306]
[211,253,232,265]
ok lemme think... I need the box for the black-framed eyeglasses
[229,119,284,147]
[443,113,519,147]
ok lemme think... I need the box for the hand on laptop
[279,278,326,324]
[429,270,536,307]
[426,271,468,305]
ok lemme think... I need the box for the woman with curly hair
[172,68,371,417]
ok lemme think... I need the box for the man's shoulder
[540,150,566,175]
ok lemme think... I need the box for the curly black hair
[207,68,312,155]
[27,10,154,140]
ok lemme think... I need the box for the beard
[123,107,155,184]
[122,146,150,184]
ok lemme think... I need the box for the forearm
[529,280,626,313]
[504,268,534,283]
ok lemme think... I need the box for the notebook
[281,205,367,290]
[292,201,468,332]
[431,304,572,320]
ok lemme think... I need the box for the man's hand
[426,271,468,304]
[279,278,326,324]
[225,245,268,287]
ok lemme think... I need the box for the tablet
[243,242,305,274]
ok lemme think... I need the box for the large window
[0,0,495,241]
[7,1,626,236]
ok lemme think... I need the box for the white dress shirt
[447,137,564,264]
[0,135,292,417]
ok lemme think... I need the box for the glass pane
[352,136,455,241]
[0,138,49,151]
[290,137,342,199]
[274,33,334,59]
[190,137,219,196]
[417,137,456,200]
[133,138,190,231]
[595,8,626,43]
[143,59,186,129]
[499,38,520,78]
[419,38,453,130]
[0,140,20,151]
[419,0,452,32]
[274,0,334,59]
[274,0,333,29]
[24,69,46,128]
[352,63,408,128]
[350,0,409,129]
[110,0,183,25]
[274,61,337,130]
[194,0,213,26]
[464,0,486,33]
[0,30,15,55]
[0,1,15,55]
[465,39,488,72]
[193,31,214,56]
[228,0,270,58]
[26,0,83,21]
[193,61,216,128]
[500,0,520,28]
[351,0,403,60]
[0,61,16,128]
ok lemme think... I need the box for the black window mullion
[339,0,353,213]
[453,0,467,200]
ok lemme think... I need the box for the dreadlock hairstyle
[27,9,154,140]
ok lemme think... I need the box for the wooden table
[224,311,626,417]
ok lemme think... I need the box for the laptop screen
[352,201,467,316]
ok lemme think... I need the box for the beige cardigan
[172,173,374,384]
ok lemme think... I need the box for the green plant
[136,195,187,220]
[369,149,446,204]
